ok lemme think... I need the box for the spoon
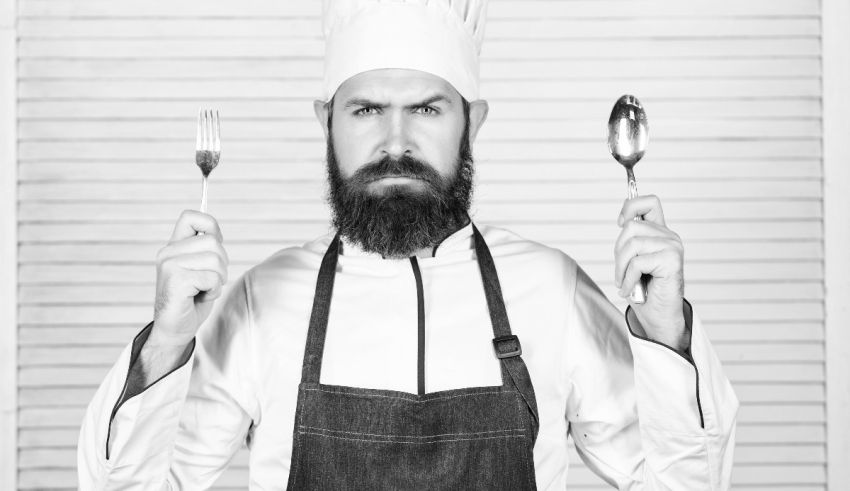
[607,94,649,304]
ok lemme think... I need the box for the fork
[195,108,221,214]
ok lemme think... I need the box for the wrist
[147,322,194,350]
[133,334,194,390]
[626,301,692,355]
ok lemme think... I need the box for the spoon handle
[626,176,649,304]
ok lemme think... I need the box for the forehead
[334,68,462,105]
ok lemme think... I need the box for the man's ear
[313,99,330,141]
[467,99,489,143]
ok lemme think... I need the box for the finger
[614,236,680,288]
[619,249,679,297]
[158,234,229,265]
[614,219,677,255]
[618,195,666,227]
[163,269,223,300]
[169,210,224,243]
[196,284,222,304]
[182,270,224,297]
[199,285,222,302]
[160,252,228,284]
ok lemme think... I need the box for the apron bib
[286,225,540,490]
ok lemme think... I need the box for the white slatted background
[15,0,823,489]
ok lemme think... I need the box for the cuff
[626,300,705,430]
[625,298,694,362]
[105,321,196,460]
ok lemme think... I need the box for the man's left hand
[614,195,687,351]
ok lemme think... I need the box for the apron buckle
[493,335,522,359]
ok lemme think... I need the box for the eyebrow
[342,94,452,110]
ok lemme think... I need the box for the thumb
[196,285,222,304]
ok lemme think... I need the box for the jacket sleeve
[564,265,739,490]
[78,274,259,490]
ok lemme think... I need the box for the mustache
[349,154,445,187]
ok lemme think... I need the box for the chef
[78,0,739,489]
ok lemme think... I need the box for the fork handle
[200,176,208,214]
[197,177,208,236]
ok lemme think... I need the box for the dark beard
[325,113,474,258]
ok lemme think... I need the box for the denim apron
[286,225,540,490]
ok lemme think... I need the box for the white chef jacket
[78,222,738,490]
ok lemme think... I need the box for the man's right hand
[151,210,229,349]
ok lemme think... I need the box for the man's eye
[414,106,438,115]
[354,107,379,116]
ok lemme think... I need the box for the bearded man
[78,1,738,489]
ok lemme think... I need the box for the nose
[381,110,412,159]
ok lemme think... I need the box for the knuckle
[663,249,679,264]
[628,236,641,251]
[668,248,683,262]
[194,270,213,286]
[207,270,223,285]
[155,246,168,263]
[199,233,216,248]
[623,261,636,279]
[200,250,218,265]
[159,256,175,273]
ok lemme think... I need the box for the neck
[411,246,436,259]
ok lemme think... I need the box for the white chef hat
[321,0,489,102]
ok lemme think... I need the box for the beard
[325,117,474,258]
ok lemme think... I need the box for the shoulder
[474,222,580,298]
[236,232,335,309]
[244,232,333,281]
[475,222,578,274]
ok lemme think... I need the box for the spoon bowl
[607,95,649,173]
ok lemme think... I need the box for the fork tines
[195,108,221,178]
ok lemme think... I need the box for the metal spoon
[607,94,649,304]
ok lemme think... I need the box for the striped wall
[13,0,826,488]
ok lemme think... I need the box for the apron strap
[300,233,340,384]
[471,224,540,426]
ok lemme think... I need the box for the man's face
[314,69,487,258]
[328,69,468,193]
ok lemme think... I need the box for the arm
[122,328,194,405]
[78,275,258,489]
[564,263,738,489]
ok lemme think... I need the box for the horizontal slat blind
[17,0,823,489]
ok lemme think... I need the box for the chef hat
[321,0,489,102]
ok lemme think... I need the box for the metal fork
[195,108,221,214]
